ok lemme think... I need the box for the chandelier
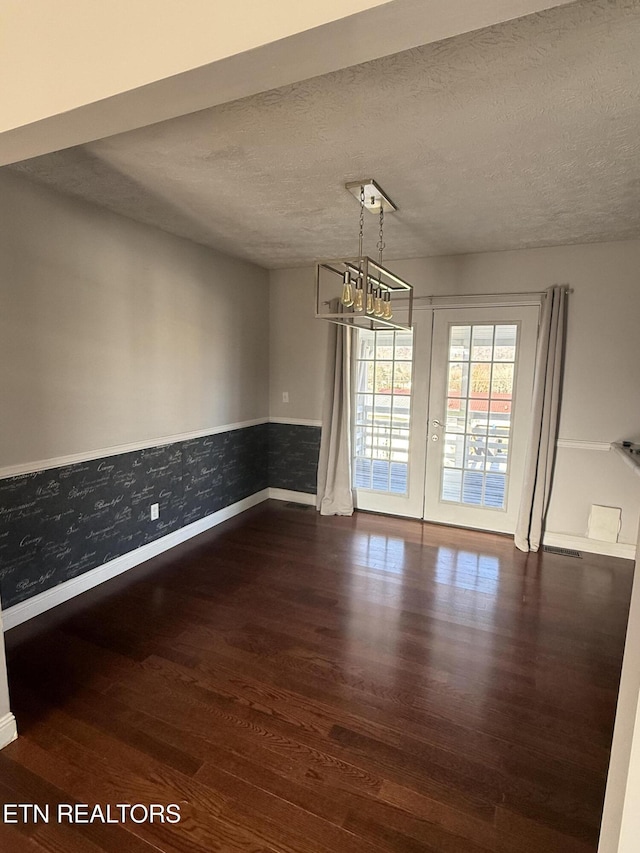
[315,179,414,331]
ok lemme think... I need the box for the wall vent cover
[543,545,582,558]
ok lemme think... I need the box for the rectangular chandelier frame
[315,256,413,331]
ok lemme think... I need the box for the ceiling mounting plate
[345,179,398,213]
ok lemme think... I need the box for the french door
[352,323,430,517]
[352,304,538,534]
[423,307,538,533]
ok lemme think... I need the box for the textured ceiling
[8,0,640,268]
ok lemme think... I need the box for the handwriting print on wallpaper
[0,424,269,609]
[268,423,320,494]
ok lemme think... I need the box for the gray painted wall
[0,170,270,470]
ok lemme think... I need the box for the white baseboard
[2,489,269,632]
[0,712,18,750]
[543,532,636,560]
[4,488,631,632]
[268,488,317,506]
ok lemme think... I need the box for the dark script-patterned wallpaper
[0,423,322,611]
[268,423,321,494]
[0,424,270,610]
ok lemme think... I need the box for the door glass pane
[390,429,410,462]
[446,399,467,433]
[372,426,391,460]
[358,329,375,358]
[494,325,517,361]
[442,468,462,502]
[485,474,506,508]
[354,329,414,496]
[471,326,494,361]
[354,457,372,489]
[491,363,514,397]
[443,433,464,468]
[470,363,491,398]
[374,362,393,394]
[440,322,518,510]
[372,395,391,427]
[376,332,394,360]
[486,437,509,472]
[466,407,488,436]
[447,362,469,398]
[355,393,373,426]
[393,362,412,395]
[462,471,484,505]
[372,459,390,490]
[391,395,410,429]
[390,463,408,494]
[359,362,375,393]
[395,333,413,360]
[465,433,486,469]
[449,326,471,361]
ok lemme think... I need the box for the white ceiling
[8,0,640,269]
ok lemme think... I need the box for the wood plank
[2,501,632,853]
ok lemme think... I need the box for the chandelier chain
[358,185,365,257]
[377,205,385,265]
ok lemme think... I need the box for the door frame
[422,303,540,534]
[352,313,431,518]
[351,294,543,526]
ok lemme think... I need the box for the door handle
[432,419,443,428]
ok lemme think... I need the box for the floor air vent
[543,545,582,558]
[285,502,312,510]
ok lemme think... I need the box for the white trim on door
[423,306,539,534]
[352,317,431,518]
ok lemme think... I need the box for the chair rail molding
[556,439,611,451]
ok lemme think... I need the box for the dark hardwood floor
[0,500,633,852]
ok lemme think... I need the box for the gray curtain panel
[316,320,354,516]
[515,285,567,552]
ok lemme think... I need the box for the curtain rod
[418,286,573,302]
[404,287,572,311]
[322,287,573,308]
